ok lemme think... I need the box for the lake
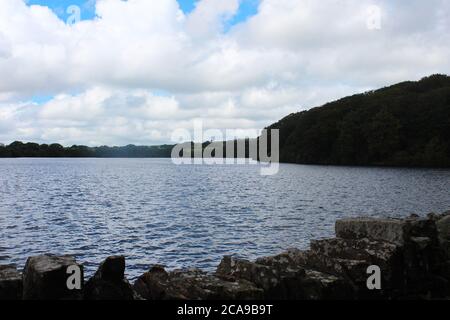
[1,158,449,280]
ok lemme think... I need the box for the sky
[25,0,260,25]
[0,0,449,146]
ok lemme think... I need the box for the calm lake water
[1,158,449,279]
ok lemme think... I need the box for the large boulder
[84,256,135,300]
[310,238,401,264]
[307,238,407,298]
[255,252,354,299]
[300,269,355,300]
[0,265,22,300]
[216,254,353,300]
[133,265,263,300]
[333,214,450,298]
[290,250,368,283]
[311,238,403,282]
[436,214,450,259]
[22,254,83,300]
[217,256,303,299]
[436,214,450,241]
[335,215,440,245]
[335,218,408,245]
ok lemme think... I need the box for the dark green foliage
[0,142,174,158]
[268,74,450,167]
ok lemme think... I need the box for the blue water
[1,158,449,280]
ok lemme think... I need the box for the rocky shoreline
[1,210,449,300]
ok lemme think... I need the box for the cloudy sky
[0,0,449,146]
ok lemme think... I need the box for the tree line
[0,142,174,158]
[268,74,450,167]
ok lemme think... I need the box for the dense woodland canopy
[268,74,450,167]
[1,75,449,167]
[0,142,174,158]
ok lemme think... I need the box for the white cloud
[186,0,240,40]
[0,0,449,145]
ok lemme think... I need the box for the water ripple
[0,158,449,280]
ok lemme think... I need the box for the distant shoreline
[1,154,450,170]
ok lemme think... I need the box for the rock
[335,218,408,245]
[440,261,450,280]
[93,255,126,282]
[84,256,135,300]
[335,215,441,246]
[308,237,446,298]
[433,211,450,222]
[405,216,440,244]
[410,237,431,250]
[134,265,263,300]
[333,215,450,298]
[440,240,450,260]
[255,252,355,299]
[310,238,401,264]
[0,265,22,300]
[437,215,450,242]
[217,256,304,299]
[22,254,83,300]
[283,246,409,299]
[301,269,355,300]
[133,265,171,300]
[292,250,369,283]
[255,249,305,271]
[215,254,354,300]
[310,237,404,294]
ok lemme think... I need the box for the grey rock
[410,237,431,250]
[440,240,450,260]
[217,256,303,299]
[22,254,83,300]
[335,218,407,244]
[0,265,22,300]
[310,238,401,264]
[84,256,135,300]
[301,269,355,300]
[134,265,263,300]
[255,252,355,299]
[292,249,369,283]
[437,215,450,243]
[133,265,171,300]
[310,237,404,291]
[405,216,440,244]
[335,215,440,245]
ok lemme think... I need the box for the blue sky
[27,0,97,21]
[26,0,259,24]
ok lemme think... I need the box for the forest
[267,74,450,167]
[0,142,174,158]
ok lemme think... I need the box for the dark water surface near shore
[1,158,449,279]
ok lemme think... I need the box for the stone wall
[1,211,449,300]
